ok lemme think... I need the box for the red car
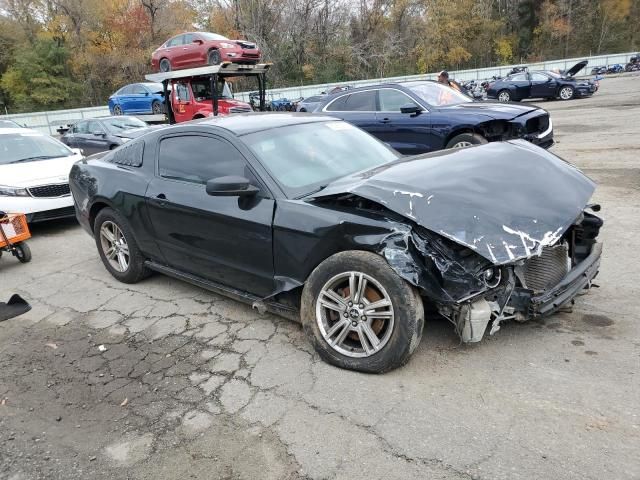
[151,32,261,72]
[170,77,252,122]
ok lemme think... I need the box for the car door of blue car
[129,84,150,113]
[375,88,434,154]
[507,73,532,100]
[529,72,557,99]
[322,90,383,138]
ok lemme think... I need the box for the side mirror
[400,104,422,114]
[206,176,259,197]
[93,132,105,137]
[193,39,203,45]
[145,92,149,96]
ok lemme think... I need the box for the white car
[0,128,83,222]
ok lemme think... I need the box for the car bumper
[517,116,554,149]
[1,195,75,222]
[575,89,595,97]
[530,242,602,317]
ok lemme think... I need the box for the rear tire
[497,89,511,102]
[14,242,31,263]
[159,58,171,72]
[94,208,150,284]
[445,132,488,149]
[208,50,222,66]
[301,251,424,373]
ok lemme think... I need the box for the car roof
[0,127,41,135]
[190,112,338,135]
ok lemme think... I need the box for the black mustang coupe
[487,60,596,102]
[70,114,603,373]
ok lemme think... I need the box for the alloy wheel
[560,87,573,100]
[160,59,171,72]
[152,101,163,114]
[113,105,123,115]
[315,271,395,358]
[99,221,130,273]
[452,141,473,148]
[498,91,510,102]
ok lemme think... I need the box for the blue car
[313,81,553,154]
[108,83,166,116]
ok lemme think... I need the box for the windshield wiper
[9,155,64,164]
[297,184,328,199]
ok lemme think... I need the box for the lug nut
[359,304,364,308]
[361,316,366,320]
[348,301,353,307]
[351,321,357,327]
[343,312,348,317]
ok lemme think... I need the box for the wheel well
[443,128,475,147]
[89,202,109,231]
[109,144,118,150]
[192,114,205,119]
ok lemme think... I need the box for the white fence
[3,51,636,135]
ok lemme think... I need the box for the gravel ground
[1,74,639,480]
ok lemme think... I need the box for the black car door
[84,120,111,154]
[323,90,383,137]
[71,120,92,153]
[529,72,557,98]
[145,132,276,297]
[507,73,531,100]
[375,88,434,154]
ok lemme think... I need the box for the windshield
[403,81,472,107]
[103,117,147,133]
[242,121,399,198]
[199,32,229,41]
[191,79,232,101]
[0,120,21,128]
[0,132,74,165]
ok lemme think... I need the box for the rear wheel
[14,242,31,263]
[559,86,574,100]
[159,58,171,72]
[208,50,222,66]
[301,251,424,373]
[113,105,123,115]
[497,89,511,102]
[445,132,488,149]
[94,208,150,284]
[152,100,163,114]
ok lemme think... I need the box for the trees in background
[0,0,636,112]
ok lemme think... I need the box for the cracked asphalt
[1,75,639,480]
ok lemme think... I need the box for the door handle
[379,118,391,123]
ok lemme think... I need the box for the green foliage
[0,37,82,112]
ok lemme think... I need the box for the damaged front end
[312,140,603,343]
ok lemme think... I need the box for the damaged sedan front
[70,114,602,373]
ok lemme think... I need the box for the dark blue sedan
[313,81,553,155]
[108,83,166,116]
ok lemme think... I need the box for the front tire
[208,50,222,66]
[152,100,163,115]
[445,132,488,149]
[559,86,574,100]
[94,208,149,284]
[301,251,424,373]
[113,105,123,116]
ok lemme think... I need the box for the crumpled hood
[312,140,595,265]
[440,102,541,121]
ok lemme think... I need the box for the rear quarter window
[110,140,144,167]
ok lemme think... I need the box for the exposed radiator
[522,243,569,292]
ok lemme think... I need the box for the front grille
[525,114,550,134]
[29,206,76,222]
[229,106,252,113]
[522,243,569,292]
[28,183,70,198]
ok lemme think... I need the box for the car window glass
[158,135,249,184]
[87,121,104,135]
[325,94,350,111]
[132,84,147,94]
[175,82,190,102]
[74,121,89,134]
[167,35,183,47]
[510,73,528,81]
[119,85,132,95]
[531,73,549,82]
[0,132,74,164]
[379,89,417,111]
[343,91,376,111]
[183,34,193,44]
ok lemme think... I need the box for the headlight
[219,42,236,49]
[0,185,29,197]
[482,267,502,288]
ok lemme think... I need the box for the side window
[158,135,249,184]
[531,73,549,82]
[87,121,104,135]
[175,82,191,102]
[74,121,89,134]
[131,84,147,94]
[183,33,193,44]
[325,94,350,112]
[378,89,417,112]
[510,73,528,82]
[344,91,376,111]
[167,35,183,47]
[111,140,144,167]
